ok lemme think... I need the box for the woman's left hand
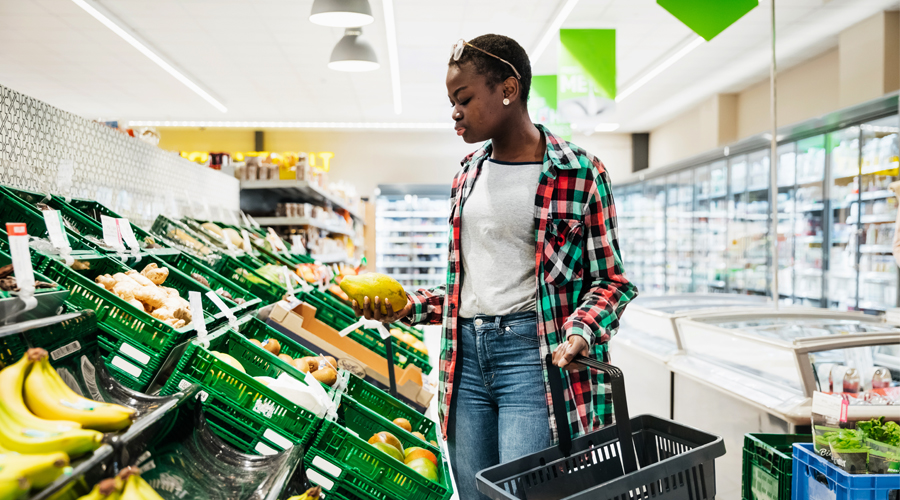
[552,335,589,370]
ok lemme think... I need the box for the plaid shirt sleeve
[563,158,638,346]
[406,286,446,325]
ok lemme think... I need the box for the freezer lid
[628,293,769,313]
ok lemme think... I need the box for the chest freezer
[668,309,898,500]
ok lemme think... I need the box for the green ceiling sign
[657,0,758,41]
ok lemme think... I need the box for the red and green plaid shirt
[408,124,638,443]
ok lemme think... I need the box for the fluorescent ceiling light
[530,0,581,62]
[616,35,704,104]
[594,123,620,132]
[310,0,374,28]
[128,121,452,130]
[70,0,227,113]
[329,28,380,72]
[383,0,402,114]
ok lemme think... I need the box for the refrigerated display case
[669,309,899,500]
[375,195,450,289]
[614,94,899,311]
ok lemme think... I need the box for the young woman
[352,34,637,500]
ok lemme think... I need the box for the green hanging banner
[657,0,757,41]
[529,75,571,140]
[557,29,616,128]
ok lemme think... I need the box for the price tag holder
[206,291,238,329]
[241,229,253,253]
[281,266,296,301]
[5,223,38,314]
[290,234,306,255]
[240,211,251,226]
[41,209,75,266]
[188,291,208,345]
[248,214,261,229]
[100,215,125,251]
[117,219,141,252]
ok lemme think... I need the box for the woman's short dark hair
[449,34,532,107]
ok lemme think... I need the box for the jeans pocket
[503,320,539,344]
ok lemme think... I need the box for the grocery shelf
[240,179,362,221]
[310,252,350,264]
[252,216,354,236]
[379,211,449,218]
[859,244,893,254]
[379,225,449,232]
[860,189,895,201]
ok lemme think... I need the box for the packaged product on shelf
[811,391,900,474]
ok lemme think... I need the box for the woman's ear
[502,77,520,104]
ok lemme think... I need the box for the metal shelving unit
[617,93,899,312]
[375,195,450,289]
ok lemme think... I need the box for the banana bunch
[0,350,103,457]
[286,486,321,500]
[76,467,162,500]
[24,354,135,432]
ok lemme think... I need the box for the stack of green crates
[742,433,811,500]
[153,252,262,317]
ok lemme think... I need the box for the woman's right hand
[351,295,413,323]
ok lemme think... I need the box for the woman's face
[446,62,510,144]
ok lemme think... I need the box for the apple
[370,442,403,462]
[407,457,438,481]
[404,447,438,467]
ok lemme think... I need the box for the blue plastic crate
[792,443,899,500]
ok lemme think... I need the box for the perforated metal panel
[0,84,239,228]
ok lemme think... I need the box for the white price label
[42,209,71,250]
[241,229,253,252]
[117,218,141,251]
[6,223,35,291]
[188,291,207,338]
[282,266,295,299]
[100,215,124,250]
[240,211,251,226]
[248,214,261,229]
[206,291,238,327]
[290,234,306,255]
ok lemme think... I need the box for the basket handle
[546,354,637,474]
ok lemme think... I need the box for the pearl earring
[503,98,510,106]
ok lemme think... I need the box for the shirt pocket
[542,218,584,288]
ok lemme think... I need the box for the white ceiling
[0,0,897,131]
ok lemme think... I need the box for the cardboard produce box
[267,301,435,410]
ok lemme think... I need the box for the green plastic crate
[305,396,452,500]
[201,394,304,455]
[341,374,437,444]
[213,253,286,304]
[64,197,180,256]
[232,315,349,395]
[179,217,244,253]
[154,252,262,316]
[42,255,219,357]
[0,187,103,265]
[98,335,158,392]
[742,433,811,500]
[0,310,98,368]
[159,328,324,448]
[301,290,433,374]
[150,215,223,263]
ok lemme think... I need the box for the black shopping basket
[475,355,726,500]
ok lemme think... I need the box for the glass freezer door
[709,160,729,292]
[646,178,667,294]
[777,143,796,303]
[667,170,694,293]
[745,149,771,296]
[727,155,748,293]
[794,135,827,305]
[693,165,711,292]
[827,126,861,310]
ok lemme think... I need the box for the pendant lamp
[328,28,380,72]
[310,0,374,28]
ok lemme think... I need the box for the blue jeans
[447,311,552,500]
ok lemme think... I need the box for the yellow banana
[120,473,162,500]
[25,358,135,432]
[286,486,321,500]
[75,478,122,500]
[0,353,82,433]
[0,451,68,488]
[0,476,29,500]
[0,409,102,458]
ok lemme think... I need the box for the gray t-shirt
[458,158,542,318]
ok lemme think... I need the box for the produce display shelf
[150,214,222,263]
[0,248,70,327]
[300,290,432,374]
[154,252,262,317]
[0,188,103,265]
[305,396,452,500]
[742,433,811,500]
[792,443,899,500]
[314,286,425,344]
[160,328,325,449]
